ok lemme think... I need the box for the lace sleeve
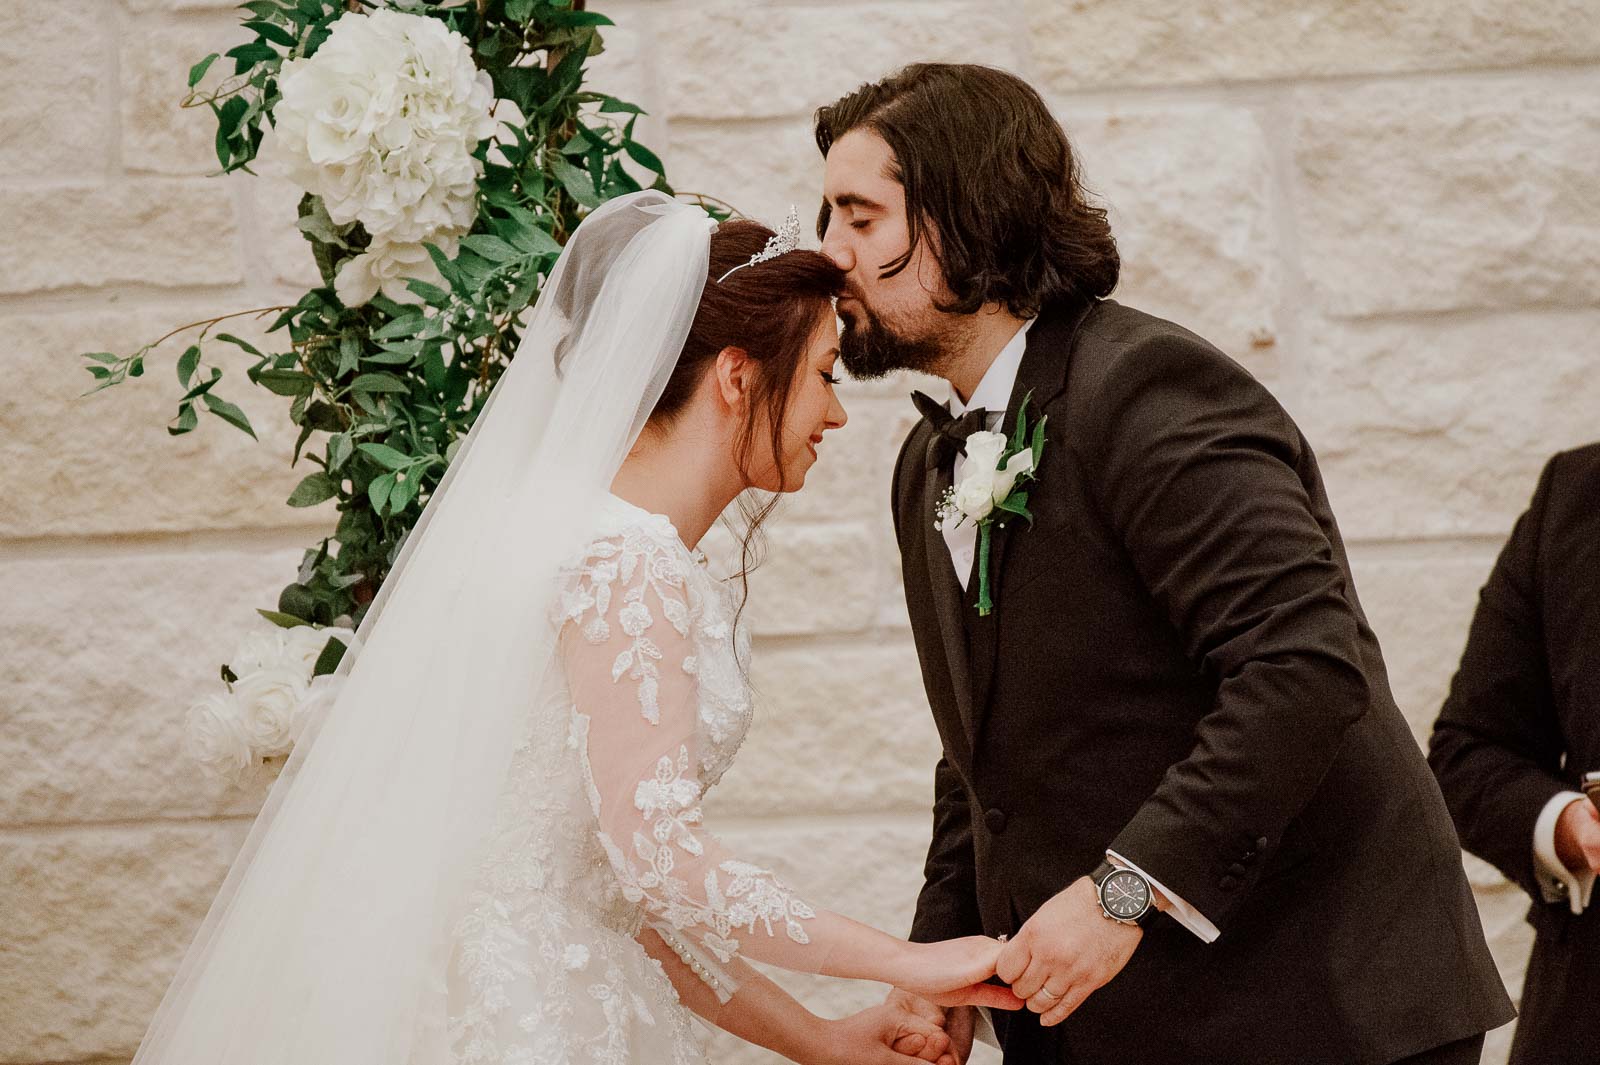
[560,531,851,982]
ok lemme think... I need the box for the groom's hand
[995,876,1141,1026]
[884,988,971,1065]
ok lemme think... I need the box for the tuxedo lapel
[967,298,1095,740]
[921,431,981,754]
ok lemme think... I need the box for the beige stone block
[0,821,248,1061]
[0,546,300,825]
[704,521,881,637]
[124,0,241,9]
[665,118,824,242]
[1287,311,1600,540]
[1294,75,1600,316]
[585,0,657,116]
[1345,547,1500,744]
[0,305,337,538]
[253,175,325,289]
[123,23,252,177]
[660,1,1021,120]
[0,1,109,178]
[1059,103,1279,374]
[0,180,240,295]
[706,638,942,818]
[1028,0,1600,90]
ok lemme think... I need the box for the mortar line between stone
[0,814,257,838]
[0,523,336,563]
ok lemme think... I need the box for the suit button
[984,808,1008,834]
[1255,836,1270,850]
[1241,849,1257,862]
[1227,862,1247,878]
[1219,875,1240,892]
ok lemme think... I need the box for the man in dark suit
[1428,444,1600,1065]
[814,63,1513,1065]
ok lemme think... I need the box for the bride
[131,191,1020,1065]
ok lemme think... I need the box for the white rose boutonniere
[935,391,1047,616]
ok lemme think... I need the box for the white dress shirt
[1535,791,1596,914]
[939,318,1219,944]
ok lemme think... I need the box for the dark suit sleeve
[909,756,985,943]
[1077,335,1372,929]
[890,425,983,943]
[1427,454,1567,900]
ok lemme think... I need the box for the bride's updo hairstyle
[645,218,844,597]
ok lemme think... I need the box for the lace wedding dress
[438,495,835,1064]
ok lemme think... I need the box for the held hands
[821,1002,957,1065]
[890,936,1028,1011]
[994,876,1141,1026]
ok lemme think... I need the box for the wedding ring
[1035,987,1060,1002]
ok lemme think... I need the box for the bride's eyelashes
[820,371,841,386]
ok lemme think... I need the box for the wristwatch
[1091,860,1157,928]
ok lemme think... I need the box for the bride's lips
[807,433,823,459]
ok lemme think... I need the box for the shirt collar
[949,317,1035,418]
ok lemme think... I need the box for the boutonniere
[935,391,1047,616]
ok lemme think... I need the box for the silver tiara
[716,206,801,283]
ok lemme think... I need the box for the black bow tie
[911,389,990,470]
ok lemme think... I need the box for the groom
[814,64,1513,1064]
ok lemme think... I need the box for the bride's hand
[889,936,1027,1011]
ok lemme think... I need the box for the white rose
[282,624,357,673]
[335,234,459,307]
[954,475,996,521]
[233,666,309,757]
[185,692,254,782]
[962,430,1007,472]
[230,628,291,676]
[991,449,1036,504]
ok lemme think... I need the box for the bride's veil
[133,190,714,1065]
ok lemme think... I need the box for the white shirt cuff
[1533,791,1595,915]
[1106,850,1221,943]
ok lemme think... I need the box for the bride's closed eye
[820,370,841,386]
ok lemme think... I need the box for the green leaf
[182,369,223,401]
[85,365,112,380]
[459,234,521,263]
[1030,415,1048,465]
[371,315,422,340]
[187,53,220,88]
[242,19,297,47]
[214,332,265,358]
[551,156,603,208]
[201,392,258,439]
[367,471,397,514]
[287,471,338,507]
[176,344,201,386]
[82,351,119,364]
[599,95,645,115]
[256,608,307,630]
[168,402,199,436]
[129,356,144,378]
[311,634,349,677]
[357,442,411,470]
[327,432,353,472]
[402,278,452,304]
[256,368,314,396]
[277,583,316,623]
[622,139,664,174]
[349,372,408,394]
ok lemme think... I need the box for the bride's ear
[712,346,753,413]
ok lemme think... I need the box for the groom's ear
[712,346,753,412]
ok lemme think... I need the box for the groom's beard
[837,301,945,380]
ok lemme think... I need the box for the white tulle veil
[133,190,715,1065]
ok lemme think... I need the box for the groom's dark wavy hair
[814,63,1119,316]
[647,220,844,622]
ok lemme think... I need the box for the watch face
[1100,870,1151,920]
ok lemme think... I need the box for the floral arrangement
[78,0,700,781]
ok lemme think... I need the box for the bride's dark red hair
[646,219,844,605]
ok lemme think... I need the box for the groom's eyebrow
[831,193,884,212]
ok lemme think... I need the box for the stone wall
[3,2,1597,1063]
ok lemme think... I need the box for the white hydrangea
[261,8,496,306]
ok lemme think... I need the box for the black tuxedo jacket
[892,298,1513,1065]
[1428,443,1600,1065]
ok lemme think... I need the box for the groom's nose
[819,224,853,273]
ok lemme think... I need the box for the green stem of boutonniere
[975,521,994,616]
